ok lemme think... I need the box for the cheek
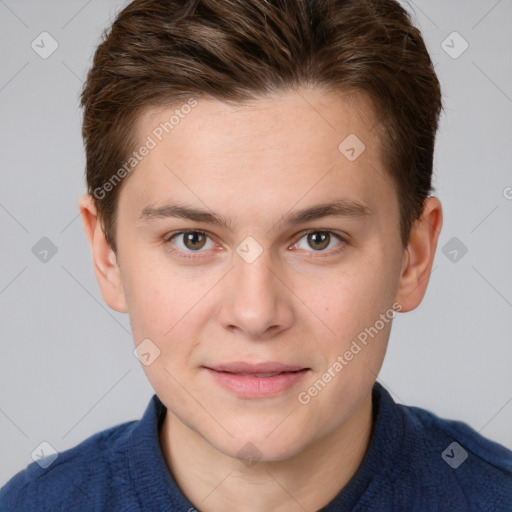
[301,256,396,336]
[120,257,185,340]
[124,263,204,393]
[122,257,218,373]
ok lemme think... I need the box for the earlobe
[78,194,128,313]
[396,197,443,312]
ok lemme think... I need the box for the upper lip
[205,362,309,374]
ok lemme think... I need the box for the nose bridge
[218,243,293,338]
[235,248,275,294]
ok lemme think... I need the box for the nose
[216,248,295,340]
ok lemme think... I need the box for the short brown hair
[80,0,442,254]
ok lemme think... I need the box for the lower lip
[205,368,310,398]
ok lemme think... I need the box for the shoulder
[0,419,137,512]
[392,399,512,510]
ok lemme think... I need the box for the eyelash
[164,229,349,260]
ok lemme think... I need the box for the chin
[210,427,312,465]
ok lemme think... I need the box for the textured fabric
[1,382,511,511]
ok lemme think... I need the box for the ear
[78,194,128,313]
[396,196,443,312]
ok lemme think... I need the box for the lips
[203,363,310,398]
[205,361,309,375]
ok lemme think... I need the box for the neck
[159,390,374,512]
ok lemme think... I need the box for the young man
[1,0,511,510]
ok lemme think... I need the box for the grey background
[1,0,511,487]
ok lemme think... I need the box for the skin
[79,86,442,511]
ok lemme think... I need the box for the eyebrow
[138,198,373,232]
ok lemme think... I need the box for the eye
[292,230,347,254]
[164,229,348,260]
[166,230,216,253]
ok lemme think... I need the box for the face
[112,87,407,461]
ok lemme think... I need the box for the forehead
[118,87,396,230]
[138,88,378,158]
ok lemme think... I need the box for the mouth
[221,371,302,377]
[205,362,309,374]
[209,370,308,377]
[203,363,310,398]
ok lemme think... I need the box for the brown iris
[307,231,330,250]
[183,232,207,250]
